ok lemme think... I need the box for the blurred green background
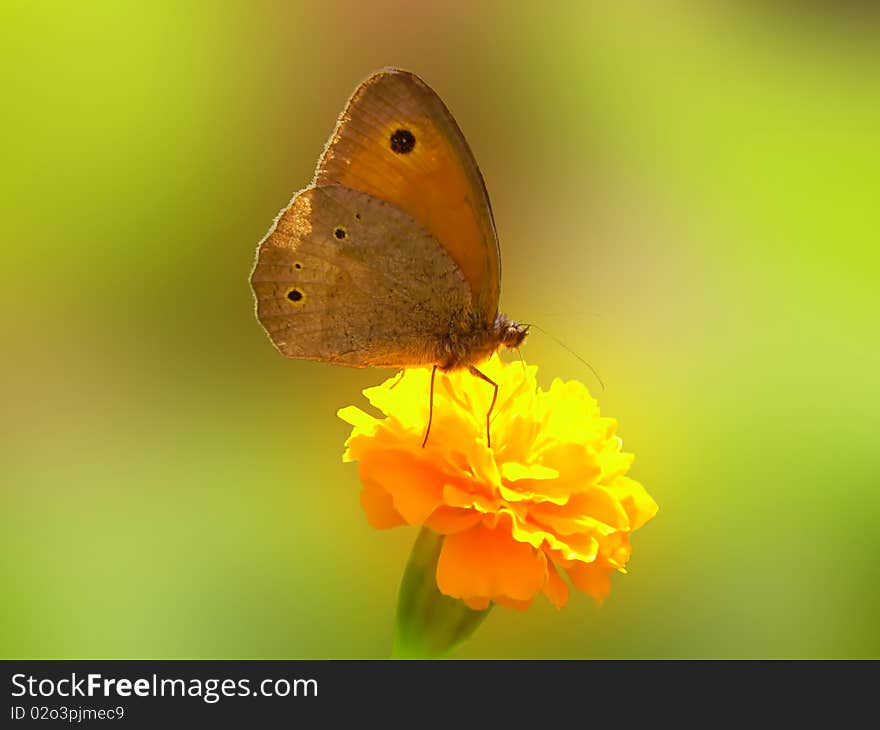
[2,1,878,658]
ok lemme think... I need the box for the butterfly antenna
[524,323,606,392]
[422,365,438,448]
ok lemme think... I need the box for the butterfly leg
[468,365,499,448]
[389,369,406,390]
[421,365,438,448]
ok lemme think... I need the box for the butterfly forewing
[315,69,501,320]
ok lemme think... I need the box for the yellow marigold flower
[338,358,657,611]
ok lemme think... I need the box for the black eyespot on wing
[390,128,415,154]
[334,226,347,239]
[354,212,361,220]
[287,289,303,302]
[294,262,302,270]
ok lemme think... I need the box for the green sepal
[392,527,492,659]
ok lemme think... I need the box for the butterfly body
[435,311,527,371]
[251,68,526,374]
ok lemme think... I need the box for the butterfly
[250,68,527,446]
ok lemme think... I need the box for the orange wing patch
[314,69,501,320]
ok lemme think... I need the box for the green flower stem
[392,527,492,659]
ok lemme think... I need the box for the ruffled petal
[462,596,491,611]
[362,370,430,428]
[359,478,405,529]
[543,559,570,609]
[437,522,547,604]
[442,483,499,513]
[568,560,615,605]
[337,405,377,432]
[609,476,659,530]
[500,461,559,483]
[358,450,444,525]
[494,507,598,562]
[424,507,482,534]
[494,595,533,611]
[531,486,630,534]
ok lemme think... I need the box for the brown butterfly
[250,68,527,446]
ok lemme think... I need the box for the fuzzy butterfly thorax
[436,312,528,371]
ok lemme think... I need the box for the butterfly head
[496,315,529,350]
[437,313,529,371]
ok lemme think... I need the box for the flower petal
[437,521,547,604]
[568,560,615,605]
[424,507,482,535]
[358,450,444,525]
[442,483,498,513]
[596,439,635,482]
[337,405,377,432]
[531,486,630,535]
[362,371,429,428]
[543,559,570,609]
[359,478,405,529]
[500,461,559,483]
[609,476,659,530]
[494,596,533,611]
[462,596,491,611]
[496,507,598,562]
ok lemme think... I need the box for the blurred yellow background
[2,1,878,658]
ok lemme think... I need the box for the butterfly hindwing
[251,184,472,368]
